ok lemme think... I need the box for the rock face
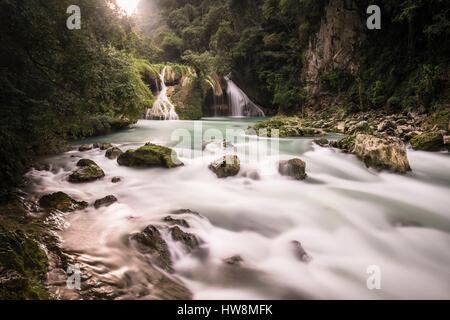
[410,131,444,151]
[353,134,411,173]
[130,225,172,272]
[68,159,105,183]
[39,192,88,212]
[302,0,364,96]
[209,155,240,178]
[105,147,123,160]
[94,195,118,209]
[278,158,307,180]
[117,144,183,168]
[170,226,199,251]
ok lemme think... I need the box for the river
[26,118,450,299]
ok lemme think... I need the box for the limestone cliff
[302,0,365,97]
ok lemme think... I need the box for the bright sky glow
[115,0,140,15]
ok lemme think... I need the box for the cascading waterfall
[225,76,265,117]
[146,66,179,120]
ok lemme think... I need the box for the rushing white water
[26,118,450,299]
[146,66,179,120]
[225,77,265,117]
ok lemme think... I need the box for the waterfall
[146,66,179,120]
[225,76,265,117]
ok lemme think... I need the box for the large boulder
[353,134,411,173]
[208,155,240,178]
[410,131,445,151]
[117,144,183,168]
[68,159,105,183]
[39,192,88,212]
[130,225,172,272]
[278,158,307,180]
[105,147,123,160]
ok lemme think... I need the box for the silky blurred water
[26,118,450,299]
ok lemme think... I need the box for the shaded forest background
[1,0,449,196]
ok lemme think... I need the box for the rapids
[26,118,450,299]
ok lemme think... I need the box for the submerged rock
[68,159,105,183]
[130,225,172,272]
[93,142,113,150]
[170,226,199,250]
[78,144,93,152]
[117,144,183,168]
[105,147,123,160]
[202,139,235,153]
[410,131,445,151]
[39,192,88,212]
[292,241,312,263]
[278,158,307,180]
[94,195,118,209]
[209,155,240,178]
[223,255,244,266]
[353,134,411,173]
[111,176,121,183]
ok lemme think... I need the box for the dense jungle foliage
[0,0,153,197]
[142,0,449,113]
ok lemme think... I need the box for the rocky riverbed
[1,115,449,300]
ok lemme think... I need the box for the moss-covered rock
[105,147,123,160]
[278,158,307,180]
[248,116,322,137]
[39,192,88,212]
[410,131,445,151]
[0,201,52,300]
[314,138,329,147]
[117,144,183,168]
[78,144,93,152]
[76,159,97,167]
[353,134,411,173]
[331,135,356,151]
[68,159,105,183]
[209,155,240,178]
[130,225,172,272]
[348,121,371,134]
